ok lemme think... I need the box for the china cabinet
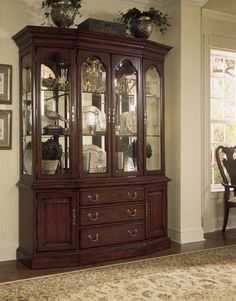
[13,25,171,269]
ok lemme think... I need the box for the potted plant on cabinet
[118,7,171,39]
[42,138,63,174]
[41,0,82,28]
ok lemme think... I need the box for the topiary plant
[42,138,62,160]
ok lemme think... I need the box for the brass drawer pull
[127,209,137,217]
[87,194,99,203]
[72,209,76,226]
[128,229,138,237]
[88,212,99,221]
[127,192,137,200]
[88,233,99,242]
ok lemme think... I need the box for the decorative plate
[82,106,106,133]
[126,111,137,134]
[23,149,32,175]
[83,144,106,172]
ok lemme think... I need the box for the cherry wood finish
[13,26,172,269]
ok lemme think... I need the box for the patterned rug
[1,246,236,301]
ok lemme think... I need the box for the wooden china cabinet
[13,25,172,269]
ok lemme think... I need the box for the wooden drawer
[80,203,144,226]
[80,222,144,249]
[80,187,144,205]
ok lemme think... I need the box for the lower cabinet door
[37,191,77,252]
[146,186,167,239]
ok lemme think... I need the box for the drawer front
[80,187,144,205]
[80,203,144,226]
[80,222,144,249]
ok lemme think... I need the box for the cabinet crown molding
[202,8,236,23]
[113,0,207,7]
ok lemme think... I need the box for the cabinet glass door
[144,65,161,172]
[114,59,139,174]
[39,50,73,176]
[22,53,32,175]
[81,55,108,175]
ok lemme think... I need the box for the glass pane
[211,123,224,143]
[145,66,161,171]
[81,57,107,174]
[22,54,32,175]
[40,52,71,175]
[114,60,138,173]
[211,98,223,120]
[210,50,236,189]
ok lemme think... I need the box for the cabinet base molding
[17,237,171,269]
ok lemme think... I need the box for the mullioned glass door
[37,48,75,178]
[79,51,110,176]
[112,56,141,175]
[144,60,163,174]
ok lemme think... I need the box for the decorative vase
[50,1,78,28]
[130,16,153,39]
[42,160,59,174]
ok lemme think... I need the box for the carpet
[0,246,236,301]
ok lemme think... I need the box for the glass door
[144,61,163,173]
[38,48,75,177]
[21,53,32,176]
[79,52,109,176]
[113,56,141,175]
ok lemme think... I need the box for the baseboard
[168,227,205,244]
[0,244,17,262]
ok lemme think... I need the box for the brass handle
[128,229,138,237]
[88,233,99,242]
[127,192,137,200]
[88,212,99,221]
[127,209,137,217]
[72,208,76,226]
[87,194,99,203]
[71,106,75,122]
[108,108,111,123]
[144,111,147,125]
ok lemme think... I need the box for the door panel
[37,191,77,252]
[78,51,111,177]
[112,55,142,176]
[146,186,167,238]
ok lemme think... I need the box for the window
[211,49,236,190]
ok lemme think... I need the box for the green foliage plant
[118,7,171,34]
[42,138,63,160]
[127,140,152,159]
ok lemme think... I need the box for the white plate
[83,144,106,172]
[82,106,106,133]
[23,149,32,175]
[126,111,137,134]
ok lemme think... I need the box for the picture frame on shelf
[0,64,12,104]
[0,110,12,149]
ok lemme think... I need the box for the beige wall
[164,2,204,243]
